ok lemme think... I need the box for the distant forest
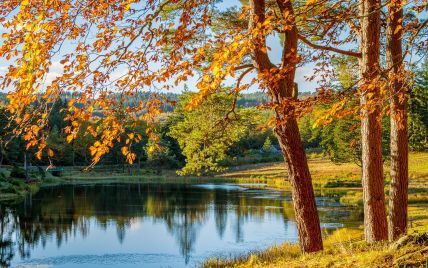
[0,74,426,174]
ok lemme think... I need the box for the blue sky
[0,1,324,95]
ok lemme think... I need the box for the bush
[9,178,26,188]
[50,169,62,177]
[37,166,46,180]
[10,165,27,179]
[323,180,361,188]
[0,183,19,194]
[0,171,7,181]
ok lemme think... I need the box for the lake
[0,183,362,267]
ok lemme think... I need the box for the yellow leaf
[66,135,74,143]
[394,25,402,34]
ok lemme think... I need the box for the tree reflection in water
[0,183,361,266]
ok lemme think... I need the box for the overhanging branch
[297,33,362,58]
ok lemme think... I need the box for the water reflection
[0,183,361,267]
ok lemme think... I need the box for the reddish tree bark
[387,0,408,240]
[358,0,388,242]
[249,0,323,252]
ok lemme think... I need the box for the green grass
[0,178,40,203]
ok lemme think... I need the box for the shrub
[323,180,361,188]
[10,165,27,179]
[0,184,19,194]
[0,171,7,181]
[37,166,46,180]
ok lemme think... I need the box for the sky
[0,1,338,95]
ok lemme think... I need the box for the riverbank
[0,180,40,203]
[0,173,41,203]
[201,152,428,268]
[1,152,427,204]
[203,229,428,267]
[219,152,428,205]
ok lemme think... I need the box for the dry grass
[204,229,428,268]
[219,152,427,190]
[204,152,428,268]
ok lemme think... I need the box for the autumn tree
[2,0,425,252]
[0,0,332,252]
[386,0,428,240]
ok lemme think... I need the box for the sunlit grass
[203,228,428,268]
[219,152,427,188]
[203,152,428,268]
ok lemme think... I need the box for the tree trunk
[275,117,323,252]
[24,152,29,182]
[387,0,408,240]
[248,0,323,252]
[0,147,3,167]
[72,141,76,167]
[358,0,388,242]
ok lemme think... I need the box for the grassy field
[220,152,427,189]
[204,229,428,268]
[219,152,428,205]
[203,152,428,268]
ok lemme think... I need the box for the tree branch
[237,66,255,89]
[297,33,362,58]
[248,0,276,71]
[234,64,254,71]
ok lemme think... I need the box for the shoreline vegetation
[2,152,426,202]
[203,230,428,268]
[1,152,427,267]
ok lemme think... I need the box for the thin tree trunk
[249,0,323,252]
[24,152,29,182]
[358,0,388,242]
[0,145,3,167]
[72,141,76,167]
[387,0,408,240]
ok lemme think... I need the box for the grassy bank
[204,229,428,268]
[202,152,428,268]
[203,209,428,267]
[219,152,428,204]
[220,152,427,189]
[0,179,40,203]
[1,152,427,203]
[0,168,55,203]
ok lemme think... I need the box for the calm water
[0,183,362,267]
